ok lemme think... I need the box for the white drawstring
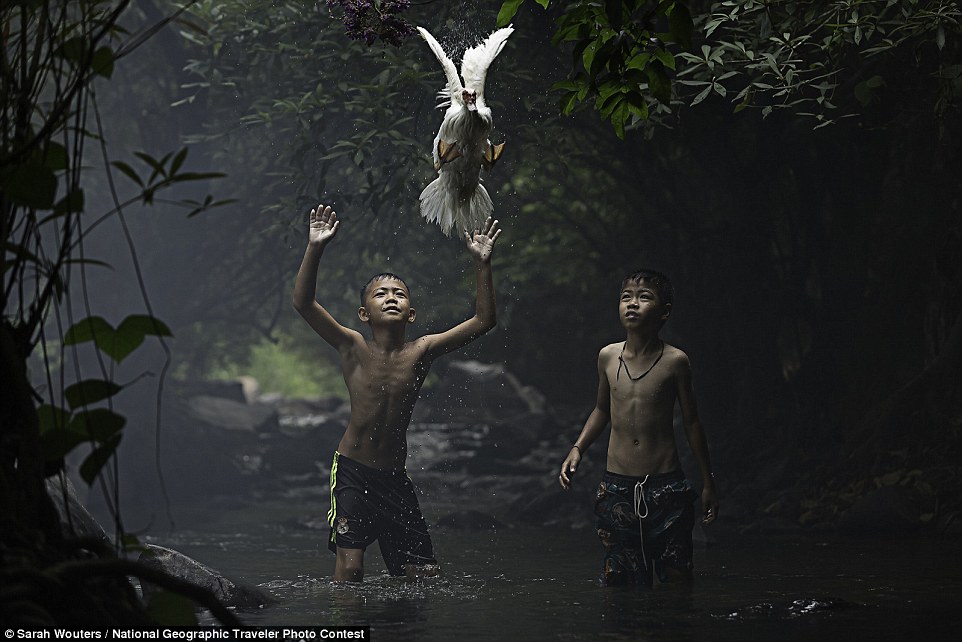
[633,476,650,570]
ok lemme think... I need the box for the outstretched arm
[422,218,502,358]
[292,204,360,351]
[676,353,719,524]
[559,350,611,489]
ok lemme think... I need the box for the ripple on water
[716,596,864,621]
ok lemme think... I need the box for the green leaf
[1,164,58,209]
[64,379,122,410]
[647,61,672,105]
[169,148,189,176]
[79,433,122,484]
[626,90,648,119]
[3,241,44,267]
[63,257,112,269]
[40,426,88,462]
[91,46,114,78]
[653,48,675,71]
[65,314,171,364]
[59,36,89,64]
[627,52,651,71]
[690,84,712,106]
[599,92,624,120]
[43,142,68,170]
[582,39,599,75]
[166,171,225,182]
[51,188,85,220]
[611,99,628,139]
[135,151,168,183]
[667,1,694,51]
[63,316,114,347]
[70,408,126,442]
[498,0,524,27]
[37,404,71,434]
[117,314,174,339]
[146,590,198,626]
[111,161,144,187]
[551,80,582,92]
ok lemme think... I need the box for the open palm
[309,204,339,245]
[464,217,501,262]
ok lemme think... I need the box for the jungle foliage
[499,1,961,136]
[3,3,956,611]
[165,0,961,523]
[1,0,238,626]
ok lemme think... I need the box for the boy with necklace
[293,204,502,581]
[559,269,718,587]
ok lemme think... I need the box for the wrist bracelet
[571,445,581,453]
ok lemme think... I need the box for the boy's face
[619,280,670,329]
[358,277,416,325]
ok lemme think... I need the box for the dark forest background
[2,1,960,621]
[87,0,959,523]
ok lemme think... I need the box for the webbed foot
[435,139,462,170]
[482,141,505,170]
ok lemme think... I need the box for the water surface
[149,497,962,641]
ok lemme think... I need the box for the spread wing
[460,26,514,100]
[417,26,463,108]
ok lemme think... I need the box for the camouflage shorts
[595,469,697,587]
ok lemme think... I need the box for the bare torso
[336,336,432,470]
[602,341,685,476]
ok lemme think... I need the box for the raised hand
[308,204,339,246]
[464,217,502,263]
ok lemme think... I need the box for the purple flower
[327,0,415,47]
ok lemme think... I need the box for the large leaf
[64,316,115,346]
[79,433,122,484]
[40,427,88,462]
[647,60,672,105]
[70,408,127,442]
[498,0,525,27]
[64,314,172,364]
[37,404,72,434]
[667,1,694,51]
[1,164,58,209]
[64,379,123,410]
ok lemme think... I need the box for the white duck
[416,25,514,236]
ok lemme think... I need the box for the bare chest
[606,362,675,414]
[345,348,429,398]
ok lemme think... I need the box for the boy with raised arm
[293,204,501,582]
[558,270,718,588]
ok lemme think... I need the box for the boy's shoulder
[598,342,623,361]
[662,342,692,371]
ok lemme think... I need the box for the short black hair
[360,272,409,305]
[621,269,673,306]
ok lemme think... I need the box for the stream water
[145,495,962,641]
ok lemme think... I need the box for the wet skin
[559,281,719,526]
[292,204,502,580]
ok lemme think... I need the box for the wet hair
[621,269,674,306]
[360,272,410,305]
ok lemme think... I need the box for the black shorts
[595,469,697,587]
[327,451,437,575]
